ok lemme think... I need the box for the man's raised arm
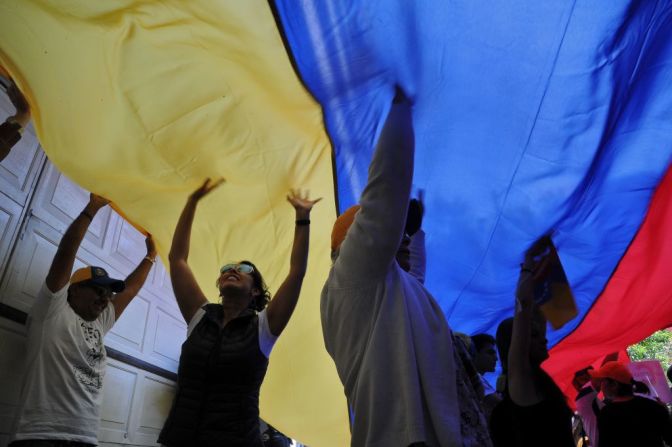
[112,236,157,319]
[334,93,415,284]
[45,194,109,293]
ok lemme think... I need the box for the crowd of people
[5,90,672,447]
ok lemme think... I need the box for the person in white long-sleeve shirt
[321,93,488,447]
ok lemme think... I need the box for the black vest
[159,304,269,447]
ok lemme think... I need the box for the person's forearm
[123,257,153,297]
[509,302,533,376]
[357,102,414,251]
[10,110,31,128]
[57,214,93,260]
[508,304,535,406]
[6,81,31,127]
[169,198,197,263]
[46,202,103,290]
[508,271,536,403]
[289,209,310,277]
[113,254,155,319]
[335,100,415,282]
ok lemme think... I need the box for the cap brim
[89,277,126,293]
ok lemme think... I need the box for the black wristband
[296,219,310,226]
[80,211,94,221]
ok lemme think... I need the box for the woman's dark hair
[240,260,271,311]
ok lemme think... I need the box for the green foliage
[627,329,672,373]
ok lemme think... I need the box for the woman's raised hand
[190,178,225,202]
[287,189,321,218]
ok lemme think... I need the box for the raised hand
[7,83,29,116]
[88,193,110,211]
[287,189,321,218]
[145,235,157,259]
[189,177,225,202]
[516,236,552,307]
[406,189,425,236]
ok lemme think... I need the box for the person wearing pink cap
[590,361,672,447]
[10,193,156,447]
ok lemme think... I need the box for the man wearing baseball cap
[10,193,157,446]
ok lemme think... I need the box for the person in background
[489,238,574,447]
[158,179,319,447]
[10,194,156,446]
[472,334,498,394]
[0,72,31,161]
[573,366,602,447]
[471,333,502,419]
[590,361,672,447]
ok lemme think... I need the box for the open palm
[190,177,225,201]
[287,189,321,214]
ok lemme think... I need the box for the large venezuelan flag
[2,0,672,445]
[271,0,672,403]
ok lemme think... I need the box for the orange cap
[331,205,361,250]
[589,361,633,385]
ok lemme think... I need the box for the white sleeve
[99,302,116,334]
[258,309,278,358]
[187,307,206,337]
[29,282,69,325]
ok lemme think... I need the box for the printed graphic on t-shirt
[72,320,105,394]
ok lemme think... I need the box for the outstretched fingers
[286,189,322,212]
[191,177,225,200]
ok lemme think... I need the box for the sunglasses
[220,263,255,275]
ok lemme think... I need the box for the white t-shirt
[187,306,278,358]
[12,283,116,444]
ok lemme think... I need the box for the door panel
[29,163,113,253]
[0,193,22,275]
[131,374,176,445]
[99,360,139,444]
[107,294,151,354]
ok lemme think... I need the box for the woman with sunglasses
[159,178,320,447]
